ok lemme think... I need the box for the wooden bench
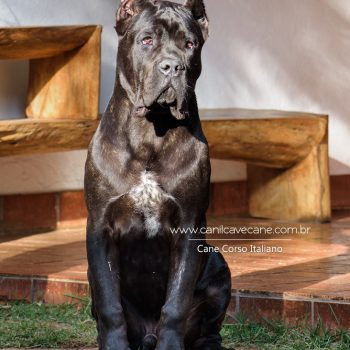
[0,25,101,119]
[0,108,330,223]
[0,25,101,156]
[0,26,330,223]
[201,109,330,223]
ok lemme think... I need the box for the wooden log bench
[0,25,102,157]
[0,25,101,120]
[0,25,101,156]
[0,108,331,223]
[201,109,330,223]
[0,26,330,223]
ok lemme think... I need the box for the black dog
[84,1,231,349]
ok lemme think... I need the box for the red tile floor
[1,212,350,329]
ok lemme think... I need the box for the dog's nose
[159,59,185,76]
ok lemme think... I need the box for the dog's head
[115,0,209,120]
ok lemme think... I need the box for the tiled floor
[1,212,350,328]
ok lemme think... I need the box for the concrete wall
[0,0,349,194]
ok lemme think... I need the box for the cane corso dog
[84,0,231,349]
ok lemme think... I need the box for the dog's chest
[129,171,175,238]
[129,172,165,208]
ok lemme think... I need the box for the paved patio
[1,212,350,328]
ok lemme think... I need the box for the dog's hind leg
[186,251,231,350]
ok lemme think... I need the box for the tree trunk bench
[0,27,330,222]
[0,108,330,223]
[0,25,101,156]
[201,109,330,223]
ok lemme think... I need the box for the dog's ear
[184,0,209,41]
[116,0,152,36]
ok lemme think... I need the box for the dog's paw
[99,334,131,350]
[155,330,184,350]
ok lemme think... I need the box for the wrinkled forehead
[131,4,200,38]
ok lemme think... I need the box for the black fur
[85,1,231,349]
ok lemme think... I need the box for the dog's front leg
[87,219,130,350]
[156,221,204,350]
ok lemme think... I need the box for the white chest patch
[129,171,173,238]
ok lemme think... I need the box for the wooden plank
[0,110,327,163]
[202,116,327,168]
[26,26,101,120]
[0,109,328,164]
[0,119,99,157]
[200,108,327,120]
[0,26,97,60]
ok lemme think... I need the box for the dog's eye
[142,37,153,46]
[186,41,195,49]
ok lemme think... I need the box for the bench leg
[247,143,331,222]
[26,27,101,120]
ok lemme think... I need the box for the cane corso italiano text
[84,1,231,349]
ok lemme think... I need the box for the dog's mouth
[140,86,188,120]
[156,87,183,119]
[156,86,177,107]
